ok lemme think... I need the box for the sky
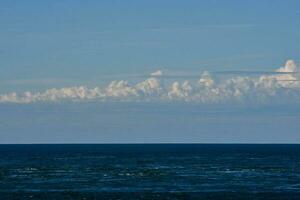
[1,0,300,143]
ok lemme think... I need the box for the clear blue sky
[1,1,300,143]
[1,0,300,84]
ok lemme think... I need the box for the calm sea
[1,144,300,199]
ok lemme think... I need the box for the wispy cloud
[0,78,74,86]
[144,24,256,33]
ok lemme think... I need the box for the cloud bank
[1,60,300,104]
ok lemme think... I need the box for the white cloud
[150,70,163,77]
[277,60,298,73]
[1,60,300,104]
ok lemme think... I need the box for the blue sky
[1,1,300,143]
[1,0,300,86]
[1,103,300,144]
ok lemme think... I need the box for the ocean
[1,144,300,199]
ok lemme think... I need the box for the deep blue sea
[1,144,300,199]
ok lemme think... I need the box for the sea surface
[1,144,300,199]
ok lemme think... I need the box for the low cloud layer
[1,60,300,104]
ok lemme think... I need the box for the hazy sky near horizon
[1,1,300,143]
[1,103,300,144]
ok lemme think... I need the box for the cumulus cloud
[277,60,298,73]
[150,70,163,77]
[1,60,300,104]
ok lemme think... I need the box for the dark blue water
[1,144,300,199]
